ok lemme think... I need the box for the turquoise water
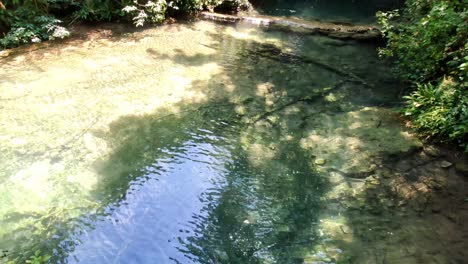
[250,0,403,23]
[1,4,460,263]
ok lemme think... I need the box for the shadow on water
[90,107,328,263]
[70,33,340,263]
[249,0,404,24]
[4,19,451,264]
[61,27,408,263]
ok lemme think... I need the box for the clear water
[250,0,403,24]
[0,12,460,264]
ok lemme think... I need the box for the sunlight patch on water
[2,17,459,264]
[300,107,422,175]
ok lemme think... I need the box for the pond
[1,3,467,264]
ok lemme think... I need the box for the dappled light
[300,107,422,175]
[0,6,466,263]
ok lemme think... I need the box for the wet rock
[431,203,442,213]
[315,158,326,165]
[426,179,444,191]
[365,176,379,185]
[381,169,393,179]
[447,213,459,223]
[440,161,453,168]
[300,107,422,176]
[454,161,468,175]
[423,145,440,157]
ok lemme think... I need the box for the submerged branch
[253,47,373,87]
[249,80,347,124]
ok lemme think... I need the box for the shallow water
[250,0,403,24]
[0,16,465,264]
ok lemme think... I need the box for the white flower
[31,36,41,43]
[122,5,138,13]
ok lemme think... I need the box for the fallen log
[200,12,381,40]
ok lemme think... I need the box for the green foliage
[377,0,468,149]
[403,81,468,150]
[121,0,248,27]
[377,1,467,82]
[121,0,169,26]
[72,0,118,22]
[0,0,245,45]
[0,9,69,48]
[0,1,70,48]
[25,250,51,264]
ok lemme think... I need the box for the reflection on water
[0,17,463,264]
[69,112,326,263]
[70,124,237,263]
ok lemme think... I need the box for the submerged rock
[300,107,422,175]
[440,161,453,168]
[315,158,326,165]
[423,145,441,157]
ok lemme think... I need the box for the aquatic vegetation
[5,250,51,264]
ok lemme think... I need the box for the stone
[365,176,379,185]
[299,107,423,176]
[440,161,453,168]
[423,145,440,157]
[431,204,441,213]
[315,158,326,165]
[447,213,458,223]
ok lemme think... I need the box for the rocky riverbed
[1,20,467,263]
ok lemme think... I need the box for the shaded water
[250,0,403,23]
[0,12,466,264]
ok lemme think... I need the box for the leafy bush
[121,0,250,27]
[122,0,169,26]
[0,7,69,48]
[377,0,467,150]
[404,80,467,150]
[72,0,118,22]
[0,0,247,44]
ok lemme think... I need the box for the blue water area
[66,118,325,263]
[0,2,422,262]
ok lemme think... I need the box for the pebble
[315,158,326,165]
[440,161,453,168]
[431,204,442,213]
